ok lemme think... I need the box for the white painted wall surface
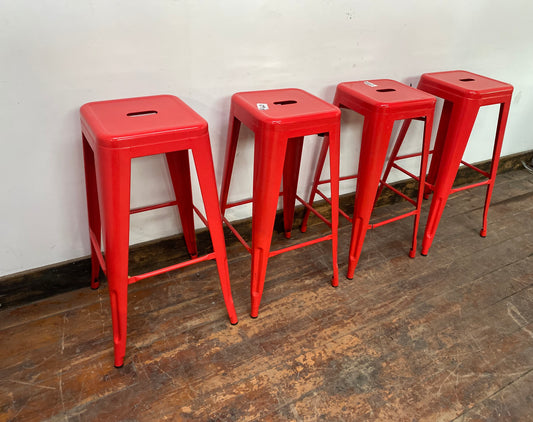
[1,0,532,277]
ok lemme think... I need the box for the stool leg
[250,132,288,317]
[301,136,330,233]
[347,116,394,279]
[192,136,238,325]
[220,114,241,214]
[375,118,413,203]
[421,103,479,256]
[96,148,131,368]
[82,136,102,289]
[409,112,433,258]
[328,126,341,287]
[166,151,198,258]
[480,100,511,237]
[424,99,453,199]
[283,136,304,238]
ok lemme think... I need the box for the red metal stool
[383,71,513,255]
[219,88,341,318]
[301,80,436,279]
[81,95,238,368]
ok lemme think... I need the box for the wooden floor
[1,168,533,421]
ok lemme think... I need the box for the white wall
[1,0,532,277]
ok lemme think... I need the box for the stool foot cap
[285,232,292,239]
[408,250,416,259]
[114,363,124,369]
[480,229,487,237]
[250,314,258,319]
[230,320,238,326]
[421,252,428,257]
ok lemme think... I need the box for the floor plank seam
[451,366,533,421]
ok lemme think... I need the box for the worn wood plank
[1,168,532,421]
[46,234,533,420]
[453,367,533,422]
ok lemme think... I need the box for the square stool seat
[335,79,437,116]
[230,88,341,132]
[418,70,513,103]
[81,95,208,150]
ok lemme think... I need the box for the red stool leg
[283,136,304,238]
[375,118,413,203]
[192,135,238,325]
[424,99,453,198]
[220,114,241,214]
[327,126,340,287]
[480,100,511,237]
[250,132,288,317]
[408,112,433,258]
[300,135,330,233]
[96,148,132,368]
[347,116,394,279]
[166,150,198,258]
[421,102,479,255]
[82,136,102,289]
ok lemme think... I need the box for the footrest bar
[395,148,434,161]
[460,160,491,178]
[193,205,209,227]
[224,198,254,209]
[130,200,178,214]
[391,164,420,182]
[381,182,417,206]
[222,217,252,253]
[296,194,332,227]
[369,210,417,229]
[128,252,216,284]
[317,173,358,186]
[268,234,333,258]
[89,229,106,273]
[451,179,490,194]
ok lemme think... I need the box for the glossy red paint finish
[219,88,341,318]
[386,71,513,255]
[303,79,436,279]
[81,95,237,368]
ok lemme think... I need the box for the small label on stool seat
[364,81,377,87]
[257,103,269,110]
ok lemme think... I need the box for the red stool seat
[385,70,513,255]
[81,95,238,368]
[302,79,436,279]
[219,88,341,318]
